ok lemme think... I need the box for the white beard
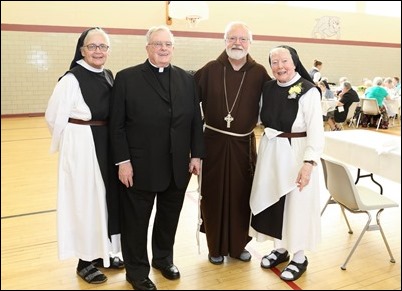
[226,48,248,60]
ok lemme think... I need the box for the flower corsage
[288,82,303,99]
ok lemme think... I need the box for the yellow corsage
[288,82,303,99]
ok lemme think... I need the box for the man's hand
[119,161,134,188]
[189,158,201,175]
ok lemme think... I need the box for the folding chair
[357,97,382,130]
[346,101,360,128]
[320,158,353,234]
[383,98,400,127]
[336,101,360,129]
[322,157,398,270]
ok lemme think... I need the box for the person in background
[363,76,392,129]
[363,78,373,93]
[45,27,124,285]
[318,80,334,99]
[319,79,335,127]
[249,45,324,282]
[336,76,348,96]
[109,25,205,290]
[382,77,401,120]
[308,59,323,84]
[326,81,360,131]
[392,76,400,95]
[383,77,398,98]
[194,21,271,266]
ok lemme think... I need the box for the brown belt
[68,118,107,126]
[277,132,307,138]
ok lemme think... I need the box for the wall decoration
[312,16,341,39]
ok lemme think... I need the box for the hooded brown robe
[194,50,271,257]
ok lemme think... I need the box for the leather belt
[277,132,307,138]
[68,118,107,126]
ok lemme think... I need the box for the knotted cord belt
[205,124,254,137]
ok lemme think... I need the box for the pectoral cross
[224,113,234,128]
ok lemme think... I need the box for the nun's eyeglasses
[84,44,109,52]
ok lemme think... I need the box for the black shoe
[232,249,252,262]
[76,264,107,284]
[92,256,125,269]
[126,275,157,290]
[151,263,180,280]
[261,250,290,269]
[208,254,224,265]
[280,257,308,281]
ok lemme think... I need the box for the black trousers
[120,177,186,280]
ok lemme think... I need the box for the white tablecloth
[323,130,401,183]
[321,99,337,116]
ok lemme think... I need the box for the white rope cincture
[204,124,254,137]
[197,126,253,254]
[196,163,203,255]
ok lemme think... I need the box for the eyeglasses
[226,37,249,44]
[148,42,173,49]
[84,44,109,52]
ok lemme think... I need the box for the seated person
[363,77,391,129]
[318,80,334,99]
[392,76,401,97]
[327,81,360,131]
[335,76,348,97]
[383,77,399,99]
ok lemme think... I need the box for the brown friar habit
[194,50,271,258]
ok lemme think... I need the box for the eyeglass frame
[147,41,174,49]
[225,37,250,44]
[83,43,110,52]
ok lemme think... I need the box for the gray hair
[343,81,352,90]
[383,77,393,85]
[373,77,383,86]
[146,25,174,45]
[224,21,253,42]
[85,27,110,46]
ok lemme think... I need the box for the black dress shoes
[126,275,157,290]
[152,263,181,280]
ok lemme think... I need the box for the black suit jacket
[110,60,205,191]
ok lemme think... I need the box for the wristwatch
[304,160,316,166]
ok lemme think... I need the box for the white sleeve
[45,74,80,153]
[257,93,263,125]
[313,72,321,83]
[300,87,325,163]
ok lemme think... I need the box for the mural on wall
[312,16,341,39]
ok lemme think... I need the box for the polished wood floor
[1,116,401,290]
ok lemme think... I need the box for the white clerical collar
[148,60,169,73]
